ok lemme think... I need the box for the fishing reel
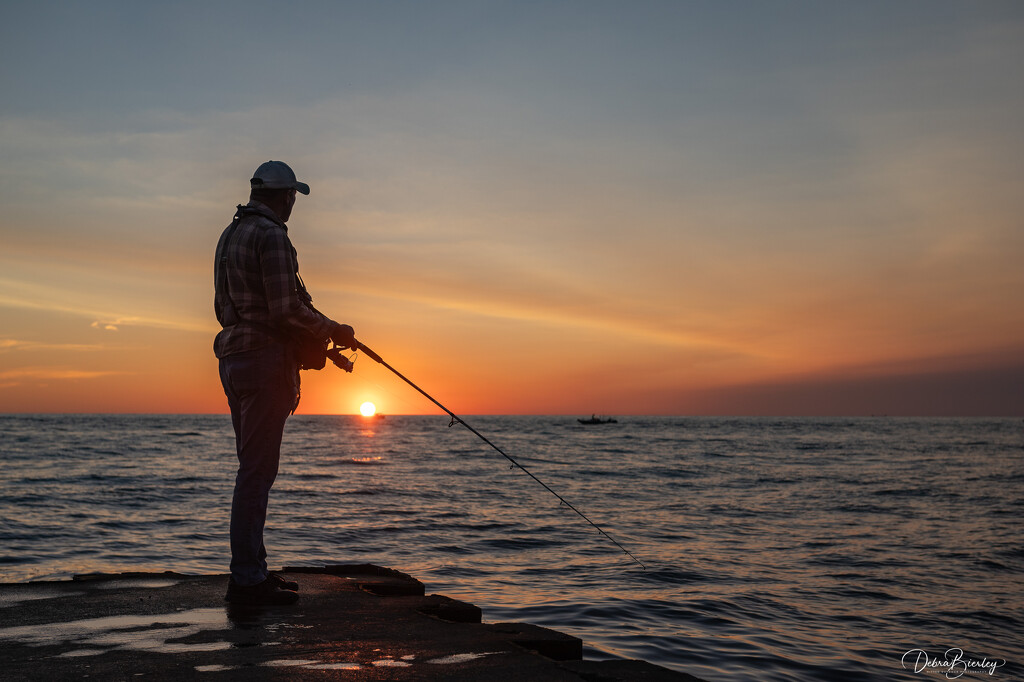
[326,343,355,373]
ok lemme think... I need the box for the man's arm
[259,226,335,340]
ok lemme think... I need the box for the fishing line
[329,341,646,569]
[343,351,423,415]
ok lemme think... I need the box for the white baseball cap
[250,160,310,195]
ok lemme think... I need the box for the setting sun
[359,402,377,417]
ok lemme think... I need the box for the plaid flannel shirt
[213,201,334,358]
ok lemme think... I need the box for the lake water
[1,414,1021,680]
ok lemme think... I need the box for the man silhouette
[214,160,355,604]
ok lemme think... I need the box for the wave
[2,414,1020,681]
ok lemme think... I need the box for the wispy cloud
[0,339,107,353]
[0,367,128,381]
[0,279,214,334]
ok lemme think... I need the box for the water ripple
[1,415,1021,680]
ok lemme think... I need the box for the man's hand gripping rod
[329,339,645,569]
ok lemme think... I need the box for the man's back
[214,201,329,359]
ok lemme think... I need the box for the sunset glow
[1,3,1022,416]
[359,402,377,418]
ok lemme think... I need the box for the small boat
[577,415,617,425]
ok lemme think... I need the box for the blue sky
[2,1,1023,414]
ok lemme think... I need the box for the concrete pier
[0,564,702,680]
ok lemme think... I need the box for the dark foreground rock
[0,564,703,681]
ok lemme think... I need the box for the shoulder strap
[215,207,248,327]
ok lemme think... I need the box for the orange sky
[2,2,1023,416]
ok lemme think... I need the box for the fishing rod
[327,341,645,569]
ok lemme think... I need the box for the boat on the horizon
[577,415,617,425]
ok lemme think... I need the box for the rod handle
[356,341,384,364]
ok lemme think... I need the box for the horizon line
[1,412,1020,419]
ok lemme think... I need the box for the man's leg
[220,344,298,587]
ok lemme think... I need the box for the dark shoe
[225,576,298,605]
[269,571,299,591]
